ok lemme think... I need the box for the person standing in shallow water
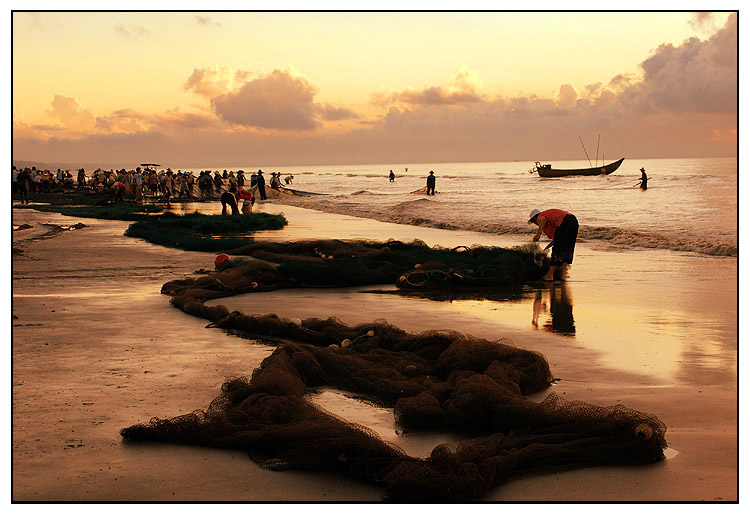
[638,167,648,190]
[389,170,395,182]
[426,170,436,195]
[528,208,579,281]
[256,170,267,200]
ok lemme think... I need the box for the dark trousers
[551,215,578,266]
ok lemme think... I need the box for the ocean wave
[342,173,389,178]
[267,196,736,258]
[350,190,391,196]
[390,198,434,211]
[582,226,737,257]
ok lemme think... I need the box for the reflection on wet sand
[361,276,734,384]
[375,282,575,337]
[371,285,525,303]
[532,282,575,336]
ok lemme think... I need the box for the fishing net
[123,212,288,252]
[161,239,549,299]
[123,242,668,500]
[14,202,163,221]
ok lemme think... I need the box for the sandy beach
[11,203,737,502]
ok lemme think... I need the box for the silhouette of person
[639,168,648,190]
[256,170,267,200]
[426,170,436,195]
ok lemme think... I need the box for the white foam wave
[583,226,737,257]
[271,194,736,257]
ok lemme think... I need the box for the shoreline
[11,203,737,501]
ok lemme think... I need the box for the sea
[183,156,737,258]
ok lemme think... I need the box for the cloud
[606,73,636,94]
[31,96,218,139]
[184,65,252,98]
[150,109,218,130]
[689,12,719,33]
[13,105,27,124]
[396,86,482,106]
[196,15,221,27]
[210,69,321,130]
[555,84,579,108]
[115,24,150,38]
[95,107,218,134]
[317,104,359,121]
[618,12,737,114]
[387,68,483,106]
[42,97,155,136]
[185,66,360,129]
[46,95,97,131]
[95,108,151,134]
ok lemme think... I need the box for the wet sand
[11,203,737,501]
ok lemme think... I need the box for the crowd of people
[10,166,293,210]
[12,167,77,199]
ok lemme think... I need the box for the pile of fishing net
[161,239,549,300]
[123,212,288,252]
[15,199,163,221]
[122,303,667,501]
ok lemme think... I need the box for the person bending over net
[238,188,255,214]
[221,189,240,215]
[528,208,579,281]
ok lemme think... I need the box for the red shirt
[539,209,570,239]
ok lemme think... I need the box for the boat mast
[595,134,600,167]
[579,136,593,167]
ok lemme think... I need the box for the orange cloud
[210,69,320,130]
[183,66,360,130]
[378,68,484,107]
[555,84,579,108]
[46,95,96,132]
[184,65,252,98]
[396,86,482,106]
[151,109,218,130]
[317,104,358,121]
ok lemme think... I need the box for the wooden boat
[533,157,624,178]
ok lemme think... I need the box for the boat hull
[537,158,625,178]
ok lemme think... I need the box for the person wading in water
[638,168,648,190]
[426,170,436,195]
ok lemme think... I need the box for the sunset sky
[11,10,738,168]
